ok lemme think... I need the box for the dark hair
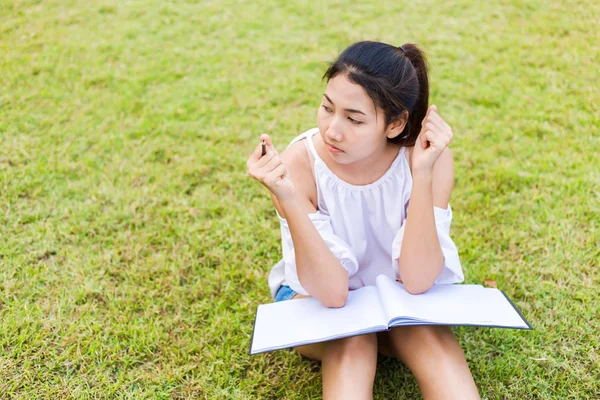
[322,41,429,147]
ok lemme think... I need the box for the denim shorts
[275,285,297,302]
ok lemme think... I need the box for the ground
[0,0,598,398]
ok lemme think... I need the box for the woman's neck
[314,135,402,186]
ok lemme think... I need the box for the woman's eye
[321,105,361,124]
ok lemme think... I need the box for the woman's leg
[322,334,378,400]
[377,326,480,400]
[291,295,379,400]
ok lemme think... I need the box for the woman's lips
[327,143,344,153]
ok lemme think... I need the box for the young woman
[247,41,480,399]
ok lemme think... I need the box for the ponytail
[393,43,429,147]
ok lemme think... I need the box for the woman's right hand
[247,134,296,201]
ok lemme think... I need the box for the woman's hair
[323,41,429,147]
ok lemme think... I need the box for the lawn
[0,0,598,398]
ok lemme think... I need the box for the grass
[0,0,598,398]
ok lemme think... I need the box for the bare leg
[377,326,480,400]
[291,295,378,400]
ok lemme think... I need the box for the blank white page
[376,275,529,328]
[251,285,387,354]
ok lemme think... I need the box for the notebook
[250,274,531,354]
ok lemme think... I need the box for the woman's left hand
[411,105,453,175]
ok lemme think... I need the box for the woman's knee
[418,326,462,358]
[325,333,378,361]
[294,333,378,362]
[399,326,479,398]
[389,326,464,364]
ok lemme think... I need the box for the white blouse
[267,128,464,299]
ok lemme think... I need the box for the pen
[261,140,266,157]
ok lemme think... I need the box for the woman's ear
[386,111,409,139]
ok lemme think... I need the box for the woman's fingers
[254,148,276,168]
[247,135,286,183]
[260,133,272,146]
[423,108,445,130]
[260,134,281,156]
[426,113,445,131]
[429,112,452,133]
[265,164,287,185]
[251,139,281,168]
[248,140,264,165]
[419,130,429,149]
[422,104,436,123]
[423,121,450,143]
[247,134,295,199]
[249,154,277,180]
[428,130,444,147]
[249,134,277,162]
[263,153,282,172]
[422,108,453,148]
[424,129,450,153]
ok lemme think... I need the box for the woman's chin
[328,152,353,164]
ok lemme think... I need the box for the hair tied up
[323,41,430,147]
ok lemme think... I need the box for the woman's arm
[398,105,456,294]
[269,141,350,308]
[398,149,454,294]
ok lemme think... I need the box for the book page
[376,275,528,328]
[375,274,413,320]
[251,285,388,354]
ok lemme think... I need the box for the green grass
[1,0,598,398]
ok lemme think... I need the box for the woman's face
[317,73,392,165]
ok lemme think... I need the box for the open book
[250,274,531,355]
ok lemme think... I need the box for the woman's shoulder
[280,138,317,201]
[280,137,310,165]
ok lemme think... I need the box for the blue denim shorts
[275,285,297,302]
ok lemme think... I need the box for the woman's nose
[326,118,344,142]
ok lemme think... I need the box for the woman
[247,41,480,399]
